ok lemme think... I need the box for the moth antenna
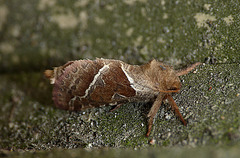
[176,62,201,76]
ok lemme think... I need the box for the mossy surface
[0,0,240,157]
[0,0,239,73]
[0,64,239,151]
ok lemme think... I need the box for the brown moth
[44,58,201,137]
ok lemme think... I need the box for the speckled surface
[0,0,240,157]
[0,0,239,73]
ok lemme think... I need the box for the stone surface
[0,64,239,150]
[0,0,239,73]
[0,0,239,156]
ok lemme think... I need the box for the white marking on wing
[121,63,146,92]
[81,64,109,99]
[121,64,158,98]
[69,96,77,108]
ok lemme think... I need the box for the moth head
[160,65,181,93]
[144,59,181,93]
[165,73,181,92]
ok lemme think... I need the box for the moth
[44,58,201,137]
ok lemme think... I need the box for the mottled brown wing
[89,61,136,104]
[52,59,136,111]
[52,60,104,110]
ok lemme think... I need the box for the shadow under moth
[44,58,201,137]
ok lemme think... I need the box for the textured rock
[0,0,239,155]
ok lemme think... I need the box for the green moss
[0,64,239,150]
[0,0,240,154]
[1,0,240,73]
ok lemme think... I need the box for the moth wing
[52,60,104,110]
[89,62,136,104]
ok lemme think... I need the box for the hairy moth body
[45,58,201,137]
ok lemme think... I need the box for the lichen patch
[194,13,216,29]
[203,4,211,10]
[0,5,9,31]
[74,0,89,8]
[51,11,78,29]
[223,15,234,25]
[0,42,15,54]
[79,11,88,30]
[123,0,147,5]
[126,27,134,37]
[38,0,56,10]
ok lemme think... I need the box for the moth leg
[166,94,187,126]
[109,103,123,112]
[146,94,164,137]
